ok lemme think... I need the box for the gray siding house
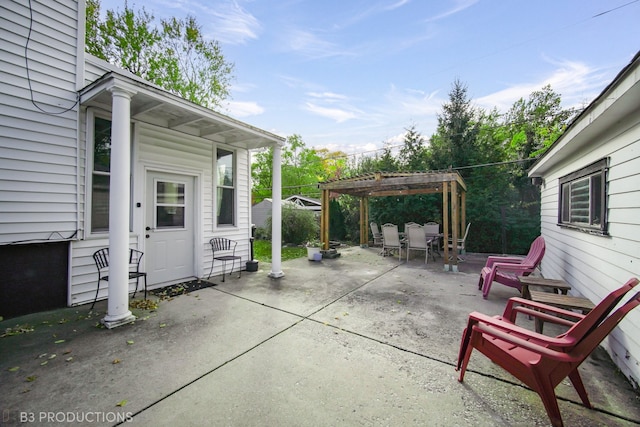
[1,0,285,325]
[529,51,640,388]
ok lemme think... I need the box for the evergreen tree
[428,79,480,177]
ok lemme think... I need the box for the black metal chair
[208,238,241,282]
[91,248,148,310]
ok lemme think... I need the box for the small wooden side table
[528,290,595,333]
[518,276,572,300]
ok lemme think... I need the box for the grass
[253,240,307,262]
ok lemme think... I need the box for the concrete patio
[1,246,639,426]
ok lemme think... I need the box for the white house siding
[0,0,80,244]
[538,118,640,388]
[137,123,252,280]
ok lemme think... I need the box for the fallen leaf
[8,367,20,372]
[65,357,73,362]
[112,359,121,364]
[26,375,37,382]
[40,361,48,366]
[48,354,56,359]
[54,339,65,344]
[159,323,166,328]
[126,340,134,345]
[116,400,127,407]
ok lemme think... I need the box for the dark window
[558,158,608,234]
[91,117,111,232]
[216,148,235,226]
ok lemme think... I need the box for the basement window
[558,158,608,235]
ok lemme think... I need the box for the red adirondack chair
[478,236,545,299]
[456,278,640,427]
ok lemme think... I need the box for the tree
[86,0,234,109]
[251,135,341,203]
[398,124,427,171]
[428,79,480,176]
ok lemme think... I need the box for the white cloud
[424,0,479,22]
[225,100,264,118]
[173,0,261,45]
[283,28,355,59]
[304,103,357,123]
[475,58,610,112]
[307,92,348,101]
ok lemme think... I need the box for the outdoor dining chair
[91,248,147,310]
[424,222,440,260]
[381,223,403,260]
[370,222,383,246]
[447,222,471,261]
[208,237,242,282]
[405,223,430,263]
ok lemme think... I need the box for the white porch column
[102,85,137,328]
[269,144,284,278]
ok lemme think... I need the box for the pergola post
[442,181,449,270]
[360,197,368,247]
[450,180,459,272]
[320,189,330,250]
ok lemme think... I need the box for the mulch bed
[151,279,216,300]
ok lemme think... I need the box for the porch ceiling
[318,171,467,197]
[79,72,285,150]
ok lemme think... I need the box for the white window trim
[85,109,134,236]
[557,157,608,236]
[215,146,237,228]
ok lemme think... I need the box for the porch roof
[79,71,285,150]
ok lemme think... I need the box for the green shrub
[264,206,319,245]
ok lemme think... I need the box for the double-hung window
[91,117,112,232]
[216,148,235,226]
[558,158,608,234]
[89,115,132,233]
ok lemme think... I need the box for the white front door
[145,171,195,285]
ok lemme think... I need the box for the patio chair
[208,237,242,282]
[456,277,640,427]
[405,223,430,263]
[424,222,440,260]
[91,248,147,310]
[478,236,545,299]
[370,222,383,246]
[447,222,470,261]
[381,223,403,260]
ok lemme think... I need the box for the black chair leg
[90,280,100,310]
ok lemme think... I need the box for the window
[216,148,235,226]
[91,117,112,232]
[558,158,608,234]
[89,115,133,233]
[156,180,186,228]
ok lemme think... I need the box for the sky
[99,0,640,156]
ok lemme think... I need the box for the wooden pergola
[318,171,467,271]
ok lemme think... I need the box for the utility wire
[24,0,79,115]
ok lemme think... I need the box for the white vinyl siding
[136,124,251,281]
[538,119,640,388]
[0,0,79,244]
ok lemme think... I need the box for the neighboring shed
[251,195,320,229]
[528,51,640,388]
